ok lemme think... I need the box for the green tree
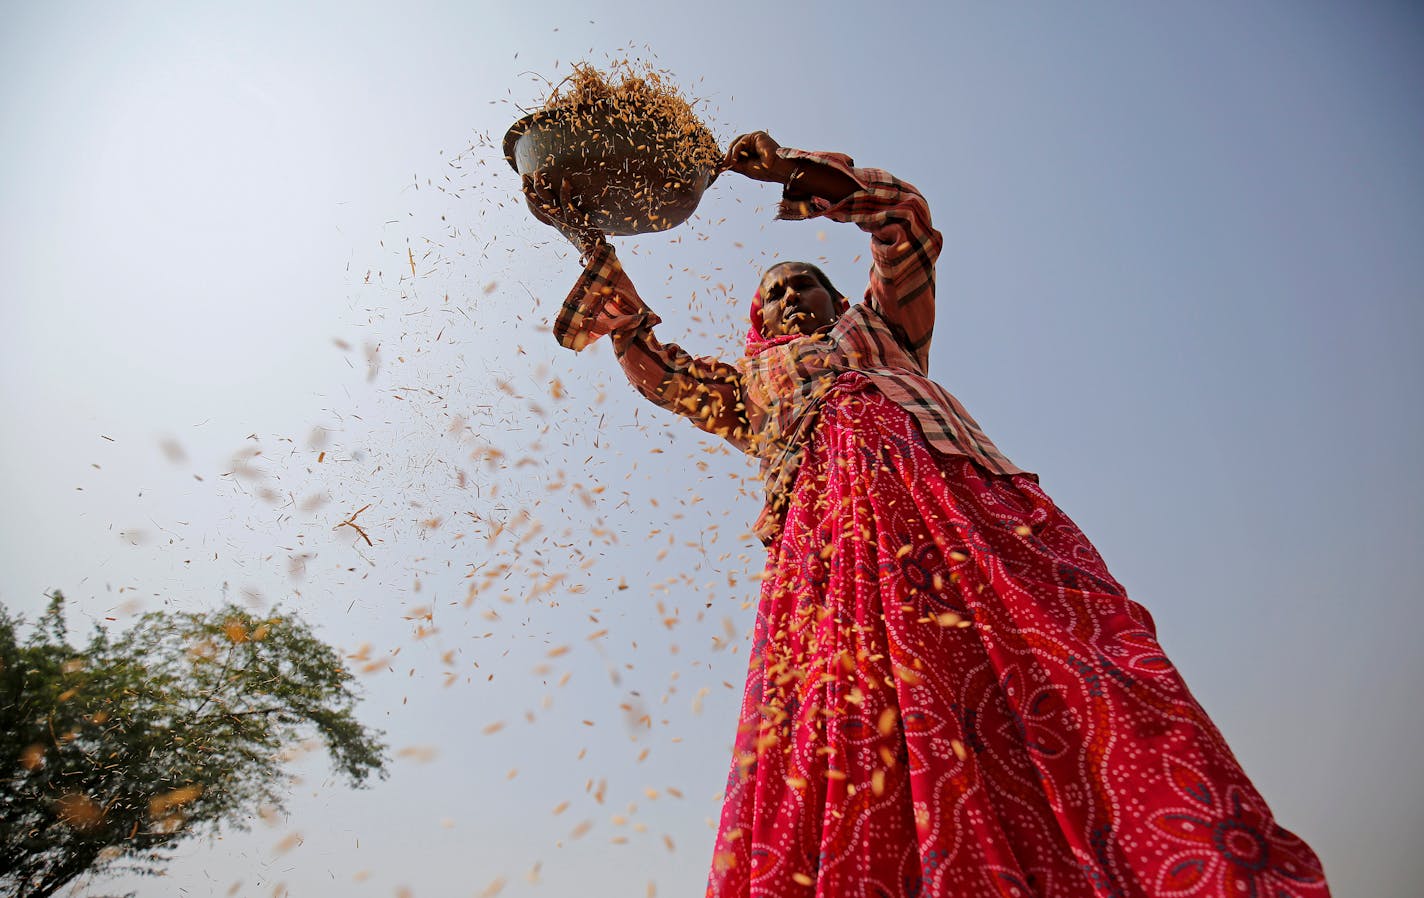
[0,593,387,898]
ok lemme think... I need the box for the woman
[524,133,1330,898]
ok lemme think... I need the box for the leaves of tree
[0,593,387,898]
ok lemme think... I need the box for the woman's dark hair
[764,261,845,301]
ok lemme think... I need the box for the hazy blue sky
[2,2,1421,896]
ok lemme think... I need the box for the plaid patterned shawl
[552,149,1029,543]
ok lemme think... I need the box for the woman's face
[758,263,840,337]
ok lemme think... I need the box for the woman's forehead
[760,262,817,288]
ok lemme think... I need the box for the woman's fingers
[522,170,582,229]
[723,132,759,171]
[720,134,746,171]
[722,132,784,182]
[523,170,587,215]
[560,177,583,214]
[522,171,552,209]
[522,170,600,244]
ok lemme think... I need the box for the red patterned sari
[706,373,1330,898]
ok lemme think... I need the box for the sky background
[2,2,1422,896]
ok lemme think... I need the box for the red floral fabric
[707,374,1330,898]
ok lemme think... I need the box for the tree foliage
[0,593,387,898]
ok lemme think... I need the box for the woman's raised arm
[724,135,944,374]
[553,239,750,451]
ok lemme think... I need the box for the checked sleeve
[777,148,945,375]
[553,241,751,452]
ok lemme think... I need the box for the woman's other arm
[555,239,750,451]
[613,326,749,450]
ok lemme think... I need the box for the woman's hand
[722,131,797,184]
[522,169,584,225]
[521,168,603,251]
[721,133,857,204]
